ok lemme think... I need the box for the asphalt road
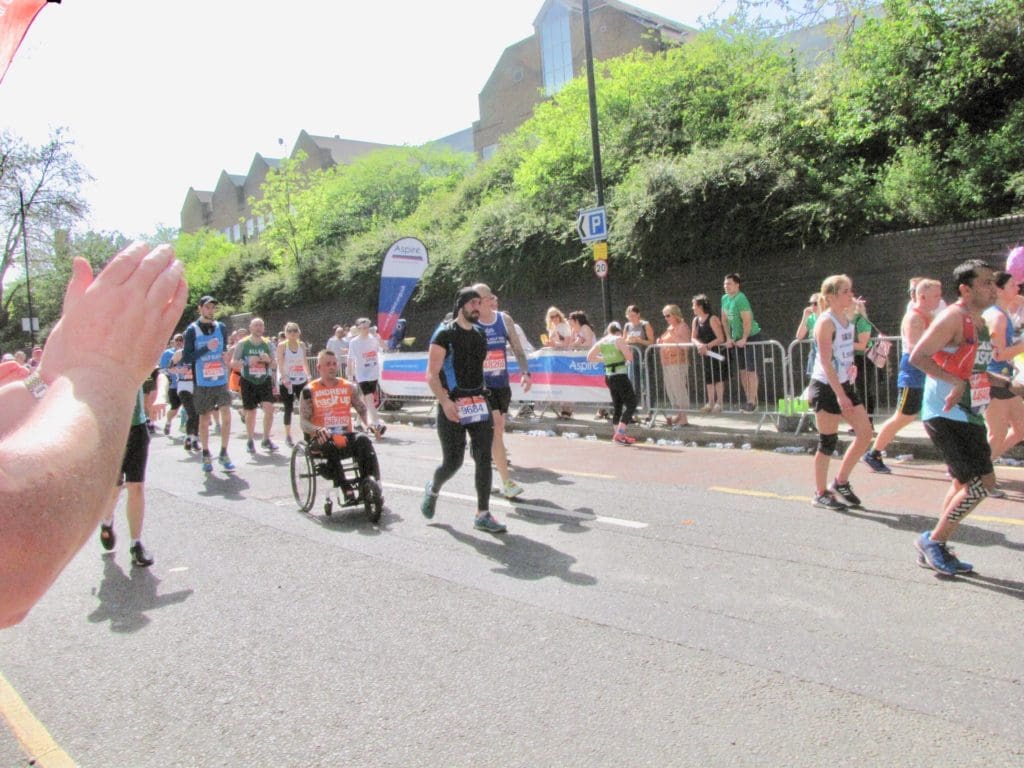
[2,422,1022,767]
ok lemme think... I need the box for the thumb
[63,257,94,308]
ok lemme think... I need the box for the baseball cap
[355,317,371,328]
[198,295,218,306]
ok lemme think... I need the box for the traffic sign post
[593,259,608,279]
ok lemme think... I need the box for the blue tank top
[159,347,178,388]
[191,321,229,387]
[475,312,510,388]
[984,306,1014,378]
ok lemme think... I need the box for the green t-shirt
[853,313,872,357]
[599,338,626,371]
[131,388,147,426]
[721,291,761,341]
[236,335,273,382]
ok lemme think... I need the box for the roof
[302,132,395,164]
[426,127,474,154]
[533,0,694,34]
[189,188,213,204]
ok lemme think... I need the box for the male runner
[232,317,279,454]
[299,350,380,504]
[421,287,506,534]
[909,260,997,575]
[159,334,183,436]
[471,282,532,498]
[177,295,236,474]
[347,318,386,438]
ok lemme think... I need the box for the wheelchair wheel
[361,477,383,523]
[290,443,317,513]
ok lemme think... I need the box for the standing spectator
[691,294,727,414]
[13,350,27,367]
[543,307,574,418]
[794,293,820,379]
[347,318,386,438]
[587,322,638,445]
[807,275,872,510]
[658,304,691,427]
[720,273,764,411]
[326,325,351,378]
[29,347,42,369]
[623,304,655,398]
[567,310,597,349]
[277,322,311,448]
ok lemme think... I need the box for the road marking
[0,671,75,767]
[384,482,647,528]
[710,486,1024,526]
[549,468,616,479]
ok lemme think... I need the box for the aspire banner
[376,237,428,343]
[0,0,51,84]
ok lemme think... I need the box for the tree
[0,128,90,327]
[248,152,323,269]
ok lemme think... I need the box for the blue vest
[191,321,228,387]
[476,312,510,388]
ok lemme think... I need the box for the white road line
[384,482,647,529]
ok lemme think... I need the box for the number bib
[483,349,506,373]
[246,356,268,376]
[288,363,306,383]
[969,372,991,413]
[203,360,225,380]
[455,395,490,425]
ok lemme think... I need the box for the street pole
[18,188,36,347]
[581,0,613,328]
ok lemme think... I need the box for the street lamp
[18,189,36,347]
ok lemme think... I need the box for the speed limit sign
[593,259,608,279]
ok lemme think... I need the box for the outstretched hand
[39,242,187,385]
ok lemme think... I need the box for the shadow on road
[432,523,597,586]
[505,498,596,534]
[87,555,193,633]
[508,466,576,488]
[198,473,251,500]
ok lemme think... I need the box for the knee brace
[817,432,839,456]
[948,476,987,522]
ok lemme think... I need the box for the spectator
[623,304,655,397]
[326,324,351,378]
[720,273,764,411]
[567,310,596,349]
[658,304,691,427]
[795,292,820,378]
[543,307,571,348]
[691,294,727,414]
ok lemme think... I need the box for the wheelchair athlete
[299,350,380,500]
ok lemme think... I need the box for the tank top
[475,312,510,388]
[922,304,991,425]
[811,309,854,385]
[598,336,627,375]
[897,307,932,389]
[694,315,716,345]
[237,336,273,383]
[282,342,309,385]
[983,305,1014,378]
[308,378,355,433]
[191,321,228,388]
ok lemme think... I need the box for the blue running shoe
[473,511,507,534]
[862,451,892,474]
[219,453,237,473]
[202,459,214,473]
[420,482,438,519]
[915,532,959,576]
[916,532,973,573]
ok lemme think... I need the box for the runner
[471,282,532,499]
[276,321,311,448]
[421,287,507,534]
[909,260,998,576]
[299,350,380,505]
[171,331,200,453]
[232,317,279,454]
[347,318,386,438]
[863,279,943,473]
[158,334,183,437]
[98,382,156,567]
[177,296,236,474]
[325,324,350,378]
[586,322,638,445]
[807,274,872,510]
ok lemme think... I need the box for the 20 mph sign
[593,259,609,279]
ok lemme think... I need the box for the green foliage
[172,229,240,307]
[249,153,323,269]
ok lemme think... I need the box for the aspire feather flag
[0,0,53,85]
[376,237,428,344]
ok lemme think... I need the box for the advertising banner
[376,237,428,344]
[0,0,49,84]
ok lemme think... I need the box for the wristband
[23,370,48,400]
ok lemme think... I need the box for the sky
[1,0,732,238]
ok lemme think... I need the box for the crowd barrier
[296,334,907,433]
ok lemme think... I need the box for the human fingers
[146,255,185,308]
[0,360,30,384]
[131,243,176,295]
[94,241,152,287]
[61,257,94,309]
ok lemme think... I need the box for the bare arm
[910,307,967,412]
[814,314,852,412]
[503,312,532,393]
[0,243,187,628]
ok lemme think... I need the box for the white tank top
[811,309,855,385]
[282,342,308,384]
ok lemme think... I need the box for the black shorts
[485,386,512,415]
[923,417,993,483]
[167,387,182,411]
[193,385,232,415]
[732,332,765,371]
[119,422,150,484]
[358,380,379,397]
[895,386,923,416]
[808,379,862,415]
[989,382,1018,400]
[241,377,274,410]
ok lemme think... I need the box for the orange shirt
[308,378,355,432]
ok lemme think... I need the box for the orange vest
[308,378,355,432]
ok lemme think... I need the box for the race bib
[362,350,378,367]
[324,415,351,431]
[247,356,267,376]
[969,372,991,413]
[288,363,306,382]
[456,395,490,425]
[203,360,225,380]
[483,349,506,373]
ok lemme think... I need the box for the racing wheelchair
[290,435,383,523]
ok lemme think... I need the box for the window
[257,215,265,233]
[233,223,241,242]
[223,227,233,242]
[540,1,573,95]
[246,218,255,238]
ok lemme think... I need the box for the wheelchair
[290,438,383,523]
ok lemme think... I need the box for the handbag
[867,337,892,368]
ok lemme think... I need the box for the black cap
[198,295,218,306]
[453,287,481,316]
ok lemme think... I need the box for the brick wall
[255,214,1024,354]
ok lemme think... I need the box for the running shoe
[473,511,507,534]
[184,437,192,453]
[862,451,891,474]
[987,484,1006,499]
[699,404,712,414]
[812,490,846,510]
[915,532,959,576]
[376,423,387,437]
[285,436,295,448]
[163,423,170,436]
[420,481,438,519]
[502,480,524,499]
[612,433,636,446]
[202,453,214,473]
[246,439,256,454]
[190,440,202,453]
[742,402,757,412]
[915,533,973,573]
[99,523,115,551]
[829,479,862,506]
[219,453,237,473]
[130,541,154,568]
[261,438,279,452]
[711,403,723,414]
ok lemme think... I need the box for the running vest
[897,307,932,389]
[922,305,991,425]
[159,348,179,388]
[983,305,1014,378]
[308,378,355,433]
[191,321,228,387]
[348,334,380,383]
[237,335,273,383]
[598,336,627,375]
[475,312,511,388]
[810,309,854,385]
[282,342,309,385]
